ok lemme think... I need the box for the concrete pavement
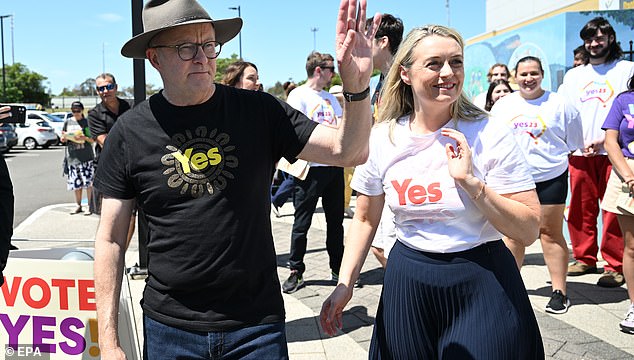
[10,199,634,359]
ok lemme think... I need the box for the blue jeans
[143,315,289,359]
[271,172,295,208]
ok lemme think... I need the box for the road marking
[13,203,77,234]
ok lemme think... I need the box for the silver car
[0,123,18,149]
[0,133,8,153]
[26,110,65,143]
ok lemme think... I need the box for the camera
[0,105,26,124]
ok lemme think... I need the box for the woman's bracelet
[472,181,486,201]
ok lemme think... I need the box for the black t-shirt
[0,156,13,285]
[93,84,317,331]
[87,98,132,164]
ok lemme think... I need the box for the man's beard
[588,46,610,59]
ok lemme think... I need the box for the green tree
[59,87,75,97]
[120,83,161,98]
[0,63,49,104]
[75,78,96,96]
[268,81,285,98]
[146,83,160,96]
[215,53,240,82]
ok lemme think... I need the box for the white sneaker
[620,303,634,334]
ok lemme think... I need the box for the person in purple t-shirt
[601,73,634,335]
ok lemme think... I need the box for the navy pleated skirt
[369,240,544,360]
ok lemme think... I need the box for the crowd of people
[3,0,634,358]
[463,16,634,333]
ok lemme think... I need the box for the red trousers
[568,155,623,272]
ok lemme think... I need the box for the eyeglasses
[71,110,82,113]
[584,35,608,44]
[320,65,336,72]
[97,83,116,93]
[150,41,222,61]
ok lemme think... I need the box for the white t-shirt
[286,84,343,167]
[352,116,535,253]
[473,91,487,110]
[490,91,584,182]
[558,60,634,155]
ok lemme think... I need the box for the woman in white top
[491,56,583,315]
[320,25,543,359]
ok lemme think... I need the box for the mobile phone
[0,105,26,124]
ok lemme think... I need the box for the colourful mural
[465,10,634,99]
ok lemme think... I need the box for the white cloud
[98,13,123,22]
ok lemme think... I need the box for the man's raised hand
[335,0,381,93]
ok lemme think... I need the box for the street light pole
[102,42,106,74]
[228,6,242,59]
[446,0,450,27]
[0,15,11,98]
[311,27,319,51]
[10,15,14,64]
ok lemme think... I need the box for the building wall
[472,0,634,44]
[486,0,586,32]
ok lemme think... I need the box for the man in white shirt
[365,13,404,268]
[282,52,345,294]
[558,17,634,287]
[472,63,511,109]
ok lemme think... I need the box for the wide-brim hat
[121,0,243,59]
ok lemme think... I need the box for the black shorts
[535,170,568,205]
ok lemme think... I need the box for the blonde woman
[320,25,544,358]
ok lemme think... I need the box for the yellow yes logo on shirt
[161,128,238,198]
[171,147,222,173]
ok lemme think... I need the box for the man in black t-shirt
[93,0,380,358]
[87,73,132,216]
[87,73,146,276]
[0,107,14,286]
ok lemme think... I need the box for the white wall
[486,0,582,31]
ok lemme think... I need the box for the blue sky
[3,0,485,94]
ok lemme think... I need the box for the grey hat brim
[121,17,243,59]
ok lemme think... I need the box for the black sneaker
[331,271,361,288]
[282,271,304,294]
[271,204,281,218]
[126,263,148,280]
[545,290,570,314]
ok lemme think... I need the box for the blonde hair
[378,25,487,142]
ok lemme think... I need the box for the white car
[26,110,65,142]
[14,119,58,150]
[50,111,73,122]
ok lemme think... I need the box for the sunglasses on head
[97,83,116,92]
